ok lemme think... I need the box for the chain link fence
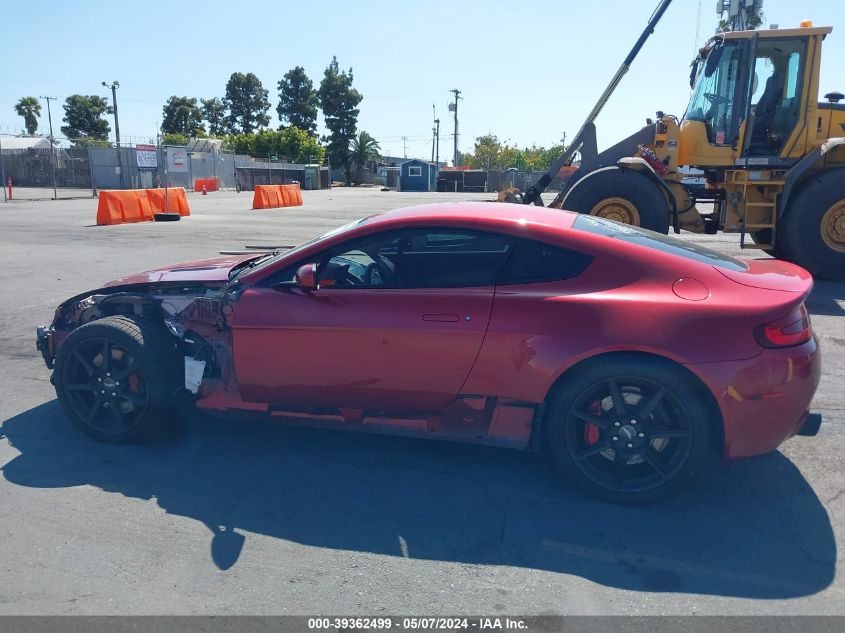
[0,134,330,201]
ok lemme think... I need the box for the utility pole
[402,136,407,159]
[40,95,58,199]
[449,88,461,166]
[102,81,123,188]
[435,118,440,167]
[431,104,436,163]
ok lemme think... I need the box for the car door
[229,228,516,411]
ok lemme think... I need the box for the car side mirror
[295,263,318,291]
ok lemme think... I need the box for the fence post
[50,140,58,200]
[0,136,6,202]
[87,146,97,197]
[187,152,194,191]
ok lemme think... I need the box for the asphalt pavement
[0,188,842,615]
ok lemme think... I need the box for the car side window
[498,239,592,285]
[271,228,516,289]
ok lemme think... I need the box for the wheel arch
[560,166,623,210]
[533,350,725,454]
[778,138,845,218]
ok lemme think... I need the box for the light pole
[102,81,123,188]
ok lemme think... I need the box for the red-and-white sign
[136,144,158,169]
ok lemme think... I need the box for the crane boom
[521,0,674,205]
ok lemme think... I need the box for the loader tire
[749,229,786,260]
[780,168,845,281]
[562,168,670,234]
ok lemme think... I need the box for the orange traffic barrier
[146,187,191,216]
[252,184,282,209]
[194,177,220,192]
[96,190,154,225]
[289,183,303,206]
[280,184,293,207]
[252,183,303,210]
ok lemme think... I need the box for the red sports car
[36,202,822,502]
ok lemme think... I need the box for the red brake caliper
[583,399,602,445]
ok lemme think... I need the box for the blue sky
[2,0,842,162]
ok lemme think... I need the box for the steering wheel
[704,93,729,105]
[363,259,396,286]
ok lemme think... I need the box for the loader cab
[680,26,829,166]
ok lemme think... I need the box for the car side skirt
[196,391,538,449]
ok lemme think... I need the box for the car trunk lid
[715,258,813,294]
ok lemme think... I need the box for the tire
[53,316,182,443]
[780,168,845,281]
[749,229,786,260]
[562,168,671,233]
[154,213,181,222]
[544,357,712,504]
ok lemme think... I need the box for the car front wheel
[545,358,712,503]
[53,316,181,443]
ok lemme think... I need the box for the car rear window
[573,215,749,271]
[498,239,592,284]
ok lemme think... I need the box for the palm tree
[14,97,41,135]
[349,131,381,185]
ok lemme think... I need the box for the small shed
[399,159,436,192]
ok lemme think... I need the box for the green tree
[349,131,380,184]
[318,56,362,183]
[161,132,190,146]
[466,134,503,169]
[223,72,270,134]
[225,127,325,164]
[61,95,111,142]
[162,96,204,136]
[277,66,319,135]
[201,97,226,136]
[71,137,112,148]
[14,97,41,135]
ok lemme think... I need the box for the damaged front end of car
[36,281,240,398]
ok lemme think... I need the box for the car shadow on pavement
[807,280,845,317]
[0,400,836,599]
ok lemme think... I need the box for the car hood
[103,254,260,287]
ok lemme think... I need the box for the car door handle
[422,313,460,322]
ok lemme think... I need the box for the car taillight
[755,303,812,348]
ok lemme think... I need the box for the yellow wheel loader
[509,0,845,280]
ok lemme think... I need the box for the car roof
[362,202,578,234]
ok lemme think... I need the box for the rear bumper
[687,336,822,459]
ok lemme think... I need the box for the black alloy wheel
[54,316,181,442]
[546,359,711,503]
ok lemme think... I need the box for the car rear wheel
[54,316,181,443]
[545,358,711,503]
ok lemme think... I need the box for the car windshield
[573,215,749,271]
[228,215,375,281]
